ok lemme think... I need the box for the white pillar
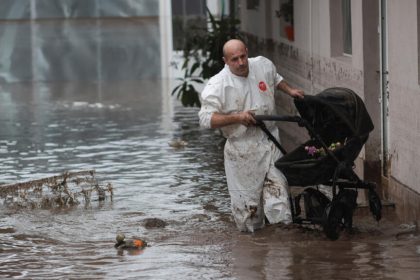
[159,0,174,131]
[159,0,173,79]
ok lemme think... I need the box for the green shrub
[171,7,241,107]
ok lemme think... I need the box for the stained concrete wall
[361,0,382,192]
[387,0,420,208]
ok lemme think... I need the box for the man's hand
[277,80,304,99]
[237,110,257,127]
[210,110,256,128]
[288,88,304,99]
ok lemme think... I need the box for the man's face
[223,46,249,77]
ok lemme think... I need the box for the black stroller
[254,87,382,240]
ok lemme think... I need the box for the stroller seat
[254,87,382,240]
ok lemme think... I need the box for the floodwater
[1,18,420,280]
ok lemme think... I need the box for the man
[198,39,304,232]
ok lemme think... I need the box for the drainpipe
[379,0,390,176]
[309,0,314,95]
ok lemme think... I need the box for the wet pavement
[0,16,419,280]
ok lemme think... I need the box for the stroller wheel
[368,189,382,221]
[323,201,345,240]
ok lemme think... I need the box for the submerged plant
[0,170,113,209]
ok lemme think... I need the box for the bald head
[223,39,246,57]
[222,39,249,77]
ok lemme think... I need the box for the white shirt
[198,56,291,232]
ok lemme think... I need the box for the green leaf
[170,84,182,96]
[181,58,189,70]
[189,62,200,76]
[190,78,204,83]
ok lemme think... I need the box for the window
[342,0,352,55]
[171,0,207,51]
[330,0,352,57]
[247,0,259,10]
[276,0,294,41]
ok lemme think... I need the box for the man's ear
[222,56,226,64]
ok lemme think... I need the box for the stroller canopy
[294,87,374,141]
[275,87,374,186]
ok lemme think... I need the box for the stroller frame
[254,87,382,240]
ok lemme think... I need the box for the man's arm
[210,111,256,129]
[277,80,304,99]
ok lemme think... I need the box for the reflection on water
[0,80,419,279]
[0,79,233,279]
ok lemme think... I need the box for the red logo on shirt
[258,81,267,92]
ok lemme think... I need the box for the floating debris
[142,218,167,229]
[395,221,419,240]
[168,139,188,149]
[0,170,113,209]
[114,233,147,250]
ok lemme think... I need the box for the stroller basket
[254,87,382,240]
[276,134,369,186]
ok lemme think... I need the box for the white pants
[226,147,292,232]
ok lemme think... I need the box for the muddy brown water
[0,17,419,280]
[0,81,419,280]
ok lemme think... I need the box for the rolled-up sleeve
[258,56,283,87]
[274,72,283,87]
[268,58,283,87]
[198,80,223,129]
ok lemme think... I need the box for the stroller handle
[254,115,302,123]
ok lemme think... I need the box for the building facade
[235,0,420,222]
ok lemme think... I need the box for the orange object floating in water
[114,233,147,250]
[132,239,145,248]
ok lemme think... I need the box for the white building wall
[387,0,420,194]
[237,0,366,158]
[239,1,266,37]
[237,0,420,209]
